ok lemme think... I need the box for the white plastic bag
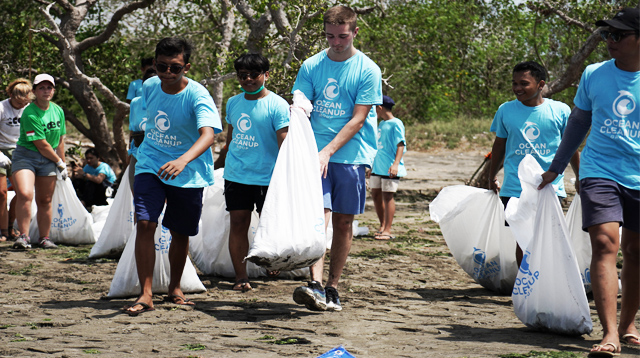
[89,166,135,258]
[30,177,95,245]
[245,90,326,271]
[566,195,592,293]
[107,217,206,298]
[430,185,518,294]
[506,155,592,335]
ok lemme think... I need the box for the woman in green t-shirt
[11,74,67,250]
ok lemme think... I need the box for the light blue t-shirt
[490,98,571,198]
[127,79,143,101]
[372,117,407,177]
[292,50,382,166]
[223,92,290,186]
[84,162,117,185]
[135,76,222,188]
[574,59,640,190]
[128,96,147,156]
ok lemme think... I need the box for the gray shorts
[580,177,640,233]
[11,145,57,177]
[0,148,14,177]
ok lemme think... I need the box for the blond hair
[324,5,357,31]
[6,78,34,101]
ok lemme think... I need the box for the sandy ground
[1,149,638,358]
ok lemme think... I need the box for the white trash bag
[566,194,592,293]
[430,185,518,294]
[30,177,95,245]
[107,215,206,298]
[506,154,592,335]
[245,90,326,271]
[89,166,135,258]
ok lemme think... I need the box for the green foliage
[181,343,206,351]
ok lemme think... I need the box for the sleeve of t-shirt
[194,94,222,134]
[356,66,383,105]
[272,98,290,131]
[490,104,507,138]
[394,121,406,146]
[126,81,138,100]
[58,106,67,136]
[291,64,314,101]
[573,69,592,112]
[22,112,46,142]
[559,103,571,135]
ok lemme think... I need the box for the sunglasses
[237,71,264,80]
[155,63,185,74]
[600,30,636,43]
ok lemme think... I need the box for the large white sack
[245,90,326,271]
[107,218,206,298]
[90,199,112,240]
[30,177,95,245]
[430,185,518,294]
[566,195,592,293]
[89,166,135,258]
[507,155,592,335]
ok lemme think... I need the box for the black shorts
[224,180,269,213]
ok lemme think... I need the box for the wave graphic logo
[58,203,64,219]
[154,111,171,133]
[472,247,486,265]
[523,122,540,141]
[612,90,636,118]
[323,78,339,100]
[237,113,252,133]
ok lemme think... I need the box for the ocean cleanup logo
[154,111,170,133]
[51,203,77,232]
[613,90,636,118]
[323,78,339,100]
[512,250,539,297]
[523,122,540,140]
[233,114,258,149]
[314,78,347,119]
[471,247,501,281]
[155,225,172,254]
[237,113,252,133]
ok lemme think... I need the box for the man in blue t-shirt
[540,8,640,356]
[291,5,382,312]
[123,37,222,316]
[71,148,116,210]
[126,57,153,103]
[488,61,579,267]
[216,53,289,292]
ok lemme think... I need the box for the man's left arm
[158,126,215,180]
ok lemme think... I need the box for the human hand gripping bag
[107,209,205,298]
[89,165,135,258]
[565,194,592,293]
[29,175,95,245]
[505,154,592,335]
[245,90,326,271]
[430,185,518,294]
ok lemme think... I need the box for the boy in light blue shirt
[217,53,289,292]
[123,37,222,316]
[126,57,153,103]
[127,68,157,191]
[488,61,579,266]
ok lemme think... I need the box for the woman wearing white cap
[11,74,67,250]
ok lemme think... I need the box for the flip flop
[233,279,252,292]
[588,342,620,357]
[0,235,7,242]
[374,234,395,241]
[620,333,640,346]
[122,302,155,316]
[164,294,195,307]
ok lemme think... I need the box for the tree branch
[528,0,594,33]
[201,73,237,87]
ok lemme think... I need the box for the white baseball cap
[33,74,55,86]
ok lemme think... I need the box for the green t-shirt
[17,102,66,152]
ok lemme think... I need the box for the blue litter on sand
[316,345,356,358]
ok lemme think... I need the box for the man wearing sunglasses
[123,37,222,316]
[539,7,639,357]
[291,5,382,312]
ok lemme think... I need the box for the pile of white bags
[430,185,518,294]
[565,194,592,293]
[505,155,592,335]
[245,90,327,272]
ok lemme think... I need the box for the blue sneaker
[325,286,342,312]
[293,281,327,311]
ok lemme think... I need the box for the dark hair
[155,37,192,64]
[85,148,99,159]
[142,68,157,82]
[141,57,154,68]
[234,53,270,73]
[324,5,357,31]
[513,61,547,82]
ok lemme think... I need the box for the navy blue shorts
[133,173,204,236]
[224,180,268,213]
[322,163,366,215]
[580,177,639,233]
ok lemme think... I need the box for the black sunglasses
[600,30,636,43]
[156,63,185,74]
[237,71,264,81]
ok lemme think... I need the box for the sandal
[232,279,252,292]
[374,234,395,241]
[164,294,195,307]
[588,342,620,357]
[620,333,640,346]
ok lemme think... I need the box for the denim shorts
[224,180,269,213]
[11,145,57,177]
[322,162,366,215]
[133,173,204,236]
[580,177,639,233]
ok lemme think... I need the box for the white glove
[56,160,68,180]
[0,151,11,168]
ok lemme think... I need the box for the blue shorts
[322,163,366,215]
[11,145,57,177]
[580,177,639,233]
[133,173,204,236]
